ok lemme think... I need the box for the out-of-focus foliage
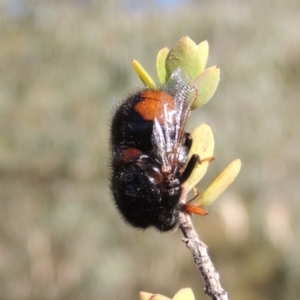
[0,0,300,300]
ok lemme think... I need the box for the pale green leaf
[198,159,242,207]
[173,288,195,300]
[182,124,215,193]
[165,36,204,80]
[192,66,220,109]
[156,47,169,84]
[197,40,209,73]
[139,292,171,300]
[139,292,153,300]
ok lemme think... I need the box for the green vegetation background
[0,0,299,299]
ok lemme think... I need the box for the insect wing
[152,68,196,175]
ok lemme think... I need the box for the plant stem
[178,211,229,300]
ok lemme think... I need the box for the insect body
[110,69,206,232]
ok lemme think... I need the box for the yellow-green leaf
[198,40,209,73]
[198,159,242,207]
[182,124,215,193]
[132,59,156,89]
[165,36,204,80]
[173,288,195,300]
[156,47,169,84]
[192,66,220,109]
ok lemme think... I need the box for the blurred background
[0,0,299,299]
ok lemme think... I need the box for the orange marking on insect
[134,90,175,123]
[123,148,142,162]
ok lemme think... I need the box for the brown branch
[178,211,229,300]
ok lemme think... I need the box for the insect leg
[180,154,199,184]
